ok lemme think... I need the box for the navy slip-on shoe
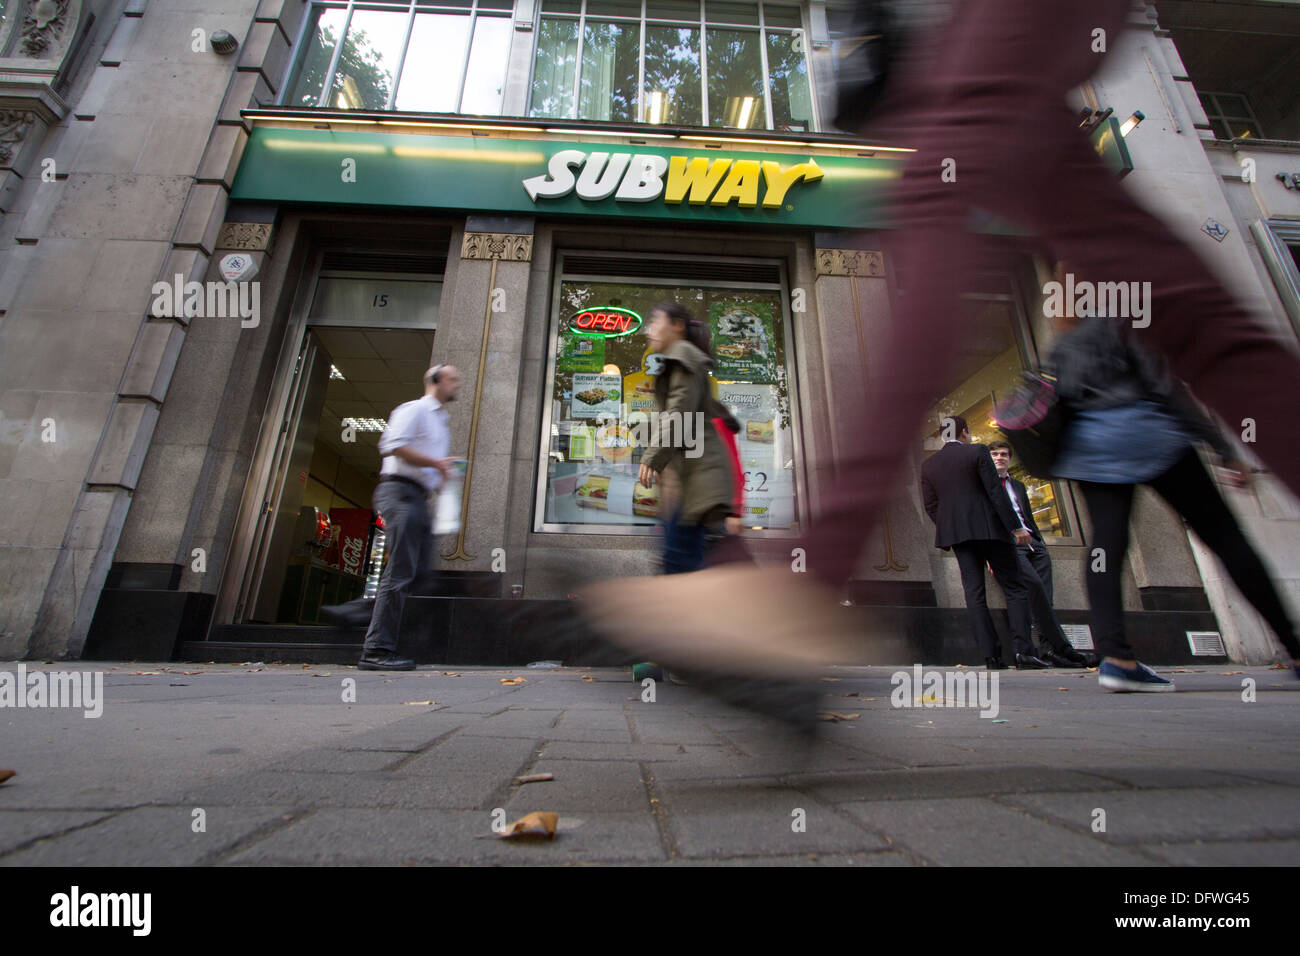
[1098,660,1175,693]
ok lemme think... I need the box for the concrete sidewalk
[1,661,1298,865]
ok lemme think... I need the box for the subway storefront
[82,114,1221,665]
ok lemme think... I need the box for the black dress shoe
[1015,653,1051,669]
[985,657,1008,670]
[357,653,416,671]
[1040,646,1085,668]
[1080,651,1101,668]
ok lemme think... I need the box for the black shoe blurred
[674,667,822,741]
[985,657,1008,670]
[357,653,415,671]
[320,602,371,628]
[1040,646,1085,669]
[1015,653,1051,669]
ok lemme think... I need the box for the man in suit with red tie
[920,417,1050,670]
[988,441,1094,669]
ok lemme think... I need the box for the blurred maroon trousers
[807,0,1300,587]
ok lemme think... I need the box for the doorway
[220,264,442,627]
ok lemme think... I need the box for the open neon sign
[570,307,643,338]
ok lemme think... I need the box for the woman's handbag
[992,371,1070,478]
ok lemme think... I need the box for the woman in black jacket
[1048,312,1300,691]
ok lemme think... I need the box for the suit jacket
[1004,474,1044,544]
[920,441,1022,548]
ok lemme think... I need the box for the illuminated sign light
[570,307,643,338]
[524,151,824,210]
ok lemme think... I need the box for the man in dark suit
[988,441,1094,668]
[920,417,1049,669]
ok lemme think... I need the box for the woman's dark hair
[652,301,713,358]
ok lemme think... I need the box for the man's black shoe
[1015,653,1051,669]
[985,657,1008,670]
[320,603,371,628]
[357,653,416,671]
[1041,646,1085,668]
[1079,651,1101,668]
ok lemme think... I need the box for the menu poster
[557,332,605,373]
[710,301,777,384]
[572,373,622,419]
[717,383,794,529]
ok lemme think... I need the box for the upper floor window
[1199,91,1265,141]
[529,0,815,131]
[284,1,515,113]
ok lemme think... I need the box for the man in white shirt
[988,440,1093,668]
[321,364,462,670]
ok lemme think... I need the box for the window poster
[717,383,795,529]
[710,301,777,384]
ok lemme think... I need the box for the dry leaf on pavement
[817,712,861,722]
[402,700,438,706]
[0,770,14,785]
[499,678,527,685]
[499,811,558,840]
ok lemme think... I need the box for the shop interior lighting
[342,417,387,432]
[1120,110,1145,137]
[329,365,345,380]
[723,96,760,130]
[645,91,668,125]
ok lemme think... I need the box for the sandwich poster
[710,301,776,384]
[571,373,622,419]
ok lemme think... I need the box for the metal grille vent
[1186,631,1227,656]
[320,250,446,275]
[562,255,782,286]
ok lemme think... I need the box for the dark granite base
[168,597,1227,667]
[83,590,214,661]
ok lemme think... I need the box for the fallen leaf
[499,678,527,685]
[580,676,597,682]
[1025,724,1037,728]
[1269,663,1289,670]
[514,773,554,784]
[819,677,841,683]
[442,672,460,677]
[129,671,163,676]
[499,811,558,840]
[0,770,14,785]
[843,691,860,697]
[301,664,312,669]
[1057,687,1069,691]
[402,700,438,706]
[1219,671,1243,675]
[817,712,861,722]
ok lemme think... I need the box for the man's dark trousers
[1016,545,1074,654]
[953,540,1034,660]
[363,479,434,656]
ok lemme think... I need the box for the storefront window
[923,299,1072,538]
[285,1,513,113]
[529,1,813,130]
[580,20,642,122]
[643,25,703,125]
[538,270,798,533]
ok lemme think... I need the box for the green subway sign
[229,126,902,228]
